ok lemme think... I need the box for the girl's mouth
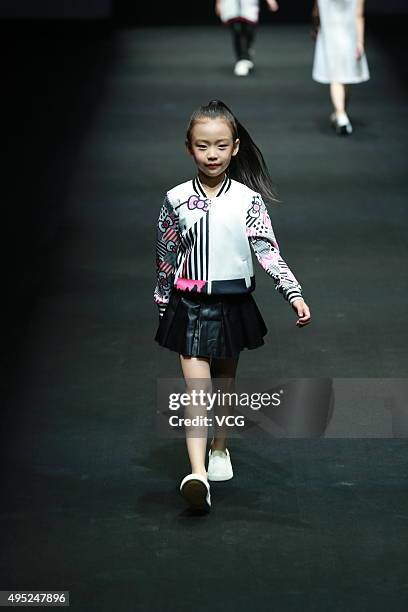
[206,164,221,169]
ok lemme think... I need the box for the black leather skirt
[154,288,267,359]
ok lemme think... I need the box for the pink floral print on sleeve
[246,195,303,305]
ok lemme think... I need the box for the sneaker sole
[335,124,352,136]
[180,480,210,510]
[207,472,234,482]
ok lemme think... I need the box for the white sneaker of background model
[331,112,353,135]
[337,112,353,133]
[207,448,234,481]
[234,59,253,76]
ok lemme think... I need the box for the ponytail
[186,99,279,204]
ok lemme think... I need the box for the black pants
[230,21,256,61]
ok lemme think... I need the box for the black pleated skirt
[155,288,267,359]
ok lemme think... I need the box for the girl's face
[186,117,240,179]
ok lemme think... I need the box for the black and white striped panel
[179,216,208,280]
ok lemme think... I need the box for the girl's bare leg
[179,355,212,479]
[330,81,346,116]
[210,357,239,452]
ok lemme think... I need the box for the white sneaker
[331,112,353,135]
[207,448,234,481]
[179,473,211,511]
[233,59,253,77]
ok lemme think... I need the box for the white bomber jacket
[154,174,303,317]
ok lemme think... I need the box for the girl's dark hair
[186,99,278,204]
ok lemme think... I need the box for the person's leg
[241,22,256,61]
[179,355,212,478]
[209,357,239,451]
[229,21,244,61]
[330,81,352,133]
[330,81,346,116]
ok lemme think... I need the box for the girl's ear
[232,138,240,157]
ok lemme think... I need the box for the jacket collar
[193,174,232,199]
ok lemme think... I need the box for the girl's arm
[153,195,180,318]
[265,0,279,12]
[246,196,311,326]
[215,0,221,17]
[246,196,303,305]
[356,0,366,60]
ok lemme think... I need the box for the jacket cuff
[286,289,303,305]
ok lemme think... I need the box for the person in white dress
[215,0,279,76]
[312,0,370,135]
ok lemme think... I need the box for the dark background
[0,0,111,19]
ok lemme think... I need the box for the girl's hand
[266,0,279,12]
[291,299,311,327]
[215,0,221,17]
[356,42,364,60]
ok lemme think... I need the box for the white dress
[312,0,370,84]
[219,0,260,24]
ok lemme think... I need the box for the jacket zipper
[207,200,212,293]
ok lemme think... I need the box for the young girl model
[312,0,370,135]
[154,100,311,513]
[215,0,279,76]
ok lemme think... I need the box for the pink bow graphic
[187,195,210,212]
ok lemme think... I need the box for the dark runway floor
[1,23,408,611]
